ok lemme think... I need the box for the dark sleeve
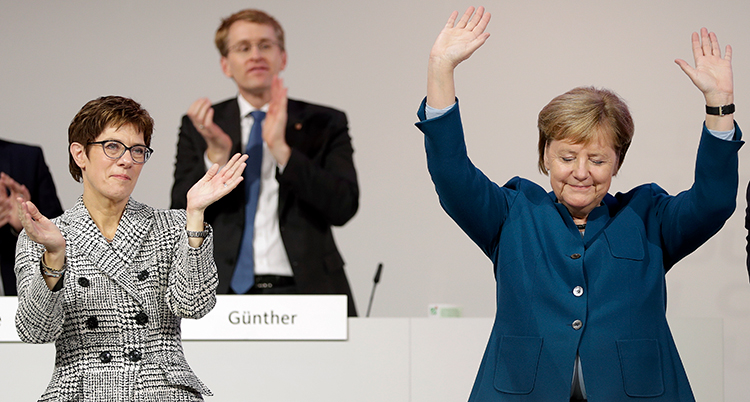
[170,115,208,210]
[277,110,359,226]
[658,122,744,267]
[415,97,514,256]
[29,146,63,218]
[746,181,750,279]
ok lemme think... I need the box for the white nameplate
[0,297,20,342]
[181,295,348,340]
[0,295,348,342]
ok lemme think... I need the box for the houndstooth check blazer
[15,197,217,401]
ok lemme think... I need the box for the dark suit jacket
[171,98,359,316]
[0,139,63,295]
[417,99,743,400]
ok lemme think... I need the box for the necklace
[576,223,586,230]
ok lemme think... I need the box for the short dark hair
[215,9,285,57]
[68,96,154,182]
[537,86,634,175]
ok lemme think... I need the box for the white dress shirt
[204,94,294,277]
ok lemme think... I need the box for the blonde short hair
[215,9,285,57]
[537,86,634,175]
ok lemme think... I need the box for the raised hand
[427,7,491,109]
[430,6,492,69]
[187,98,233,166]
[17,198,65,254]
[263,75,292,166]
[186,153,248,214]
[675,28,733,107]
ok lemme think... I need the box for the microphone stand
[366,263,383,317]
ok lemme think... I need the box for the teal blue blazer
[416,99,743,401]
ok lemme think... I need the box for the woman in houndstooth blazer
[14,96,248,401]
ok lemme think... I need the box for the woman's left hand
[675,27,733,106]
[186,153,248,214]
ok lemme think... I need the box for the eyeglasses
[227,40,280,56]
[88,140,153,164]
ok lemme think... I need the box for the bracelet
[706,104,735,116]
[40,255,66,278]
[186,223,210,238]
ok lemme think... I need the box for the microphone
[366,263,383,317]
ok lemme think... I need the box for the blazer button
[99,351,112,363]
[127,349,142,362]
[570,253,582,259]
[573,286,584,297]
[86,316,99,330]
[572,320,583,330]
[135,312,149,325]
[137,270,149,281]
[78,277,90,287]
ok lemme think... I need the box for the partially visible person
[171,9,359,315]
[416,7,741,401]
[0,139,63,296]
[15,96,247,401]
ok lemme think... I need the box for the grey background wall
[2,0,750,399]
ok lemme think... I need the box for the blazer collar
[61,197,153,304]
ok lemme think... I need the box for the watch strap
[706,104,735,116]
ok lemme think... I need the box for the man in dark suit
[0,139,63,295]
[170,9,359,316]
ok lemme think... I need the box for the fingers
[21,199,43,222]
[700,27,711,57]
[187,98,213,132]
[444,10,459,29]
[18,199,37,230]
[709,31,721,56]
[269,76,289,114]
[465,6,487,31]
[693,28,727,58]
[203,153,247,190]
[724,44,732,62]
[674,58,696,80]
[455,6,475,29]
[221,154,248,191]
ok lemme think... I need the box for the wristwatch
[706,104,735,116]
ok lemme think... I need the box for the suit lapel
[63,198,150,305]
[215,99,243,154]
[277,100,306,215]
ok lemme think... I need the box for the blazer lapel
[62,198,149,305]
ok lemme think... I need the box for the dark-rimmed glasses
[88,140,153,164]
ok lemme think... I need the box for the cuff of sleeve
[425,102,457,120]
[706,126,736,141]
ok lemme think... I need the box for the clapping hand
[263,75,292,166]
[16,197,65,254]
[187,98,233,166]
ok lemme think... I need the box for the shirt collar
[237,94,269,118]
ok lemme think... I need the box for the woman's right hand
[427,6,491,109]
[17,198,65,254]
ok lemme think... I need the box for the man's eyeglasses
[227,40,280,56]
[88,140,153,164]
